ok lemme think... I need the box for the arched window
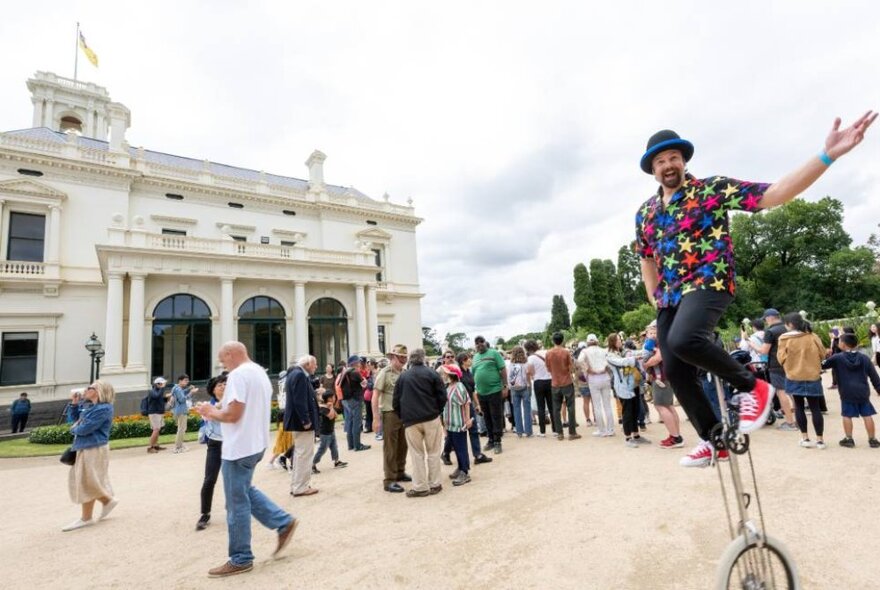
[151,294,212,383]
[59,115,83,134]
[308,298,349,371]
[238,296,286,374]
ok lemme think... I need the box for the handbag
[60,446,77,466]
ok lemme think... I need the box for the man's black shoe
[440,453,453,466]
[397,473,413,482]
[355,444,371,451]
[474,454,493,464]
[384,483,405,493]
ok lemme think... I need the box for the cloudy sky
[1,1,878,343]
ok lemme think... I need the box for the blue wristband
[819,151,834,166]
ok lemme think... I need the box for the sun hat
[640,129,694,174]
[441,364,462,379]
[387,344,408,359]
[586,334,599,343]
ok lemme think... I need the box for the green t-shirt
[472,348,505,396]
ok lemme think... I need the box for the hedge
[29,414,203,445]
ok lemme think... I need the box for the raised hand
[825,110,877,160]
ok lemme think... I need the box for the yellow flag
[79,31,99,67]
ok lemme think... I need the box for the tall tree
[617,242,648,309]
[443,332,468,353]
[571,263,599,330]
[547,294,571,334]
[589,259,614,334]
[604,259,626,323]
[422,326,441,356]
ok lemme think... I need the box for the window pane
[238,323,254,352]
[173,295,193,318]
[238,298,255,318]
[192,298,211,319]
[378,325,386,354]
[1,332,38,386]
[191,323,211,380]
[253,296,270,316]
[9,213,46,239]
[151,323,169,378]
[271,323,285,373]
[8,238,45,262]
[154,298,173,319]
[254,323,271,369]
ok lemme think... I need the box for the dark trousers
[551,384,577,435]
[621,396,640,437]
[200,439,222,515]
[381,411,408,487]
[479,392,504,445]
[533,379,554,434]
[448,430,470,474]
[313,433,339,464]
[443,418,482,458]
[364,398,374,432]
[657,290,756,441]
[11,414,28,433]
[793,395,824,437]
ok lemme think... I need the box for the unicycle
[710,376,800,590]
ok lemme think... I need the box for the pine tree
[589,259,614,335]
[617,243,648,309]
[571,263,599,330]
[604,259,626,324]
[548,294,571,334]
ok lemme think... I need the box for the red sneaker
[659,436,684,449]
[679,440,712,467]
[736,379,774,434]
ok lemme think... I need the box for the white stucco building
[0,71,423,404]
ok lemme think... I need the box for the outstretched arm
[760,111,876,209]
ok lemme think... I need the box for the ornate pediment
[355,227,392,242]
[0,178,67,202]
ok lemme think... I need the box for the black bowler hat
[640,129,694,174]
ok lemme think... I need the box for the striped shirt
[443,382,470,432]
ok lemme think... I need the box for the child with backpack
[822,333,880,448]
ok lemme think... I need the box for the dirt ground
[2,374,878,589]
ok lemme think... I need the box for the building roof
[2,127,377,204]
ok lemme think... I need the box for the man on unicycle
[634,113,876,467]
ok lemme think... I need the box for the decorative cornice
[0,177,67,200]
[151,214,197,226]
[216,222,256,233]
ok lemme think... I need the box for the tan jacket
[777,331,826,381]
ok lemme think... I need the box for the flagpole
[74,22,80,81]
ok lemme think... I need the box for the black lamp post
[84,333,104,382]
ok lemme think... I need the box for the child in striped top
[442,365,473,487]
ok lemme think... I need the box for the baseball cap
[347,355,361,365]
[586,334,599,343]
[762,308,781,319]
[153,377,167,385]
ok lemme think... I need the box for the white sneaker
[816,441,827,450]
[62,518,94,532]
[592,430,604,437]
[536,433,546,438]
[625,438,640,448]
[800,439,815,448]
[100,498,119,520]
[602,430,615,437]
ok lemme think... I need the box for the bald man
[196,342,297,577]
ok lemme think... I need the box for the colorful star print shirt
[634,174,769,308]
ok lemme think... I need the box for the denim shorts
[578,386,591,397]
[768,369,786,390]
[785,379,823,397]
[841,400,877,418]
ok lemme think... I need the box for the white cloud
[1,1,878,342]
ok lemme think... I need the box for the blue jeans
[342,398,363,450]
[221,451,293,566]
[444,417,483,458]
[313,433,339,465]
[448,430,470,473]
[511,387,533,436]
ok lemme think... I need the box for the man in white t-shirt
[195,341,298,578]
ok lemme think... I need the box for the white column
[103,272,125,370]
[366,285,379,353]
[220,278,234,344]
[47,205,61,264]
[284,316,295,367]
[355,283,367,354]
[127,273,146,370]
[32,99,44,127]
[294,281,307,358]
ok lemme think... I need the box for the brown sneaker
[429,484,443,495]
[207,561,253,578]
[147,447,158,454]
[273,518,299,558]
[568,434,582,441]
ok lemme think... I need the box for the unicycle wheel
[715,534,800,589]
[724,430,750,455]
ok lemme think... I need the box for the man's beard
[661,169,683,189]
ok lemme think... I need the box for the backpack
[139,395,149,416]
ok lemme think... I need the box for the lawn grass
[0,432,201,459]
[0,423,280,459]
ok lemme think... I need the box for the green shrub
[29,414,203,445]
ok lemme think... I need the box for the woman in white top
[579,334,615,437]
[871,323,880,368]
[525,340,554,437]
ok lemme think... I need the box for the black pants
[533,379,554,434]
[200,439,222,515]
[621,396,640,437]
[11,414,28,433]
[551,384,577,435]
[480,392,504,445]
[793,395,824,437]
[656,290,756,441]
[364,398,374,432]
